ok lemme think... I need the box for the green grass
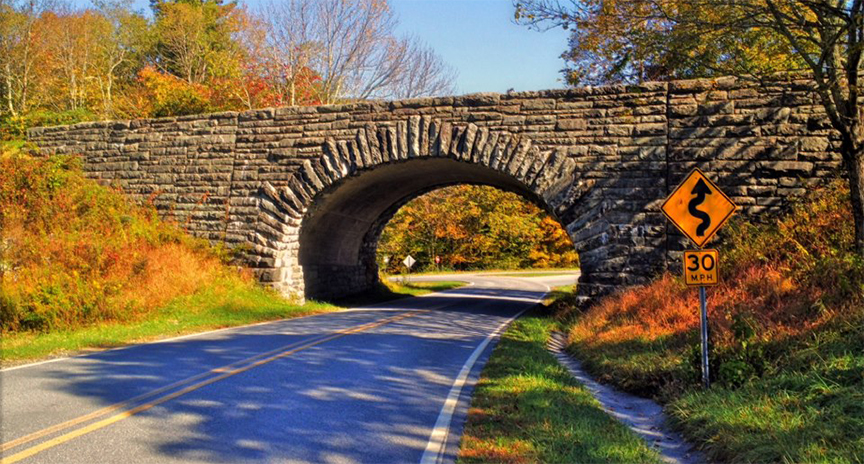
[386,267,579,277]
[666,311,864,463]
[458,308,662,464]
[543,284,576,302]
[392,280,466,294]
[0,276,340,364]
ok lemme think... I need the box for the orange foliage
[572,274,697,347]
[109,243,223,316]
[459,435,536,464]
[133,66,213,117]
[0,153,237,332]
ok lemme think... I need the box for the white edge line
[419,282,551,464]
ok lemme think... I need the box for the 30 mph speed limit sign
[683,249,719,286]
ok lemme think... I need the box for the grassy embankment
[458,286,661,464]
[0,150,460,363]
[557,179,863,462]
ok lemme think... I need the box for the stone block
[556,119,587,131]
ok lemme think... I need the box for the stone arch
[251,117,576,300]
[28,77,845,304]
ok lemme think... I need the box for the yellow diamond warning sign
[683,249,719,286]
[662,169,736,248]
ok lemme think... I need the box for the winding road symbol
[661,168,737,248]
[688,178,713,237]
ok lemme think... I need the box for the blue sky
[83,0,571,95]
[388,0,570,94]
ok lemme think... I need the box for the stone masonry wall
[27,75,842,301]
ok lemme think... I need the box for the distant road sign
[662,168,736,248]
[683,249,719,286]
[403,255,416,269]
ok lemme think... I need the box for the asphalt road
[0,272,578,464]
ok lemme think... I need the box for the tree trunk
[290,78,295,107]
[4,63,16,116]
[844,140,864,253]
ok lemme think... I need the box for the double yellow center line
[1,310,425,464]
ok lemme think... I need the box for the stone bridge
[29,76,841,302]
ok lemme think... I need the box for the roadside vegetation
[0,148,471,363]
[555,179,864,462]
[458,306,661,464]
[0,148,339,362]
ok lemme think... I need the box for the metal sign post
[662,169,736,389]
[682,249,718,388]
[402,255,416,283]
[699,286,710,388]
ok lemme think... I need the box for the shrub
[136,66,213,117]
[1,109,97,140]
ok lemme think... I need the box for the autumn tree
[89,0,150,117]
[253,0,321,106]
[378,185,578,273]
[149,0,245,85]
[36,9,111,112]
[1,0,149,131]
[0,0,43,118]
[516,0,864,253]
[514,1,802,85]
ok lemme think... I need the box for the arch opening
[298,157,560,300]
[376,184,578,275]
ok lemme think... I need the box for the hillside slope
[0,149,329,361]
